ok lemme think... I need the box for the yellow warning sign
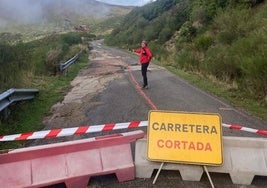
[147,110,223,166]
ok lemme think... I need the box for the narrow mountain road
[41,40,266,188]
[85,40,266,138]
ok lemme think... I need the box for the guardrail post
[2,108,10,120]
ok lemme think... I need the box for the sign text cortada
[147,111,223,166]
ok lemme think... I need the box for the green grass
[0,54,89,150]
[164,65,267,121]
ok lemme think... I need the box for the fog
[96,0,153,6]
[0,0,44,26]
[0,0,125,28]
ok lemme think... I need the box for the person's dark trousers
[141,62,149,87]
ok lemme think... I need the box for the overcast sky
[96,0,155,6]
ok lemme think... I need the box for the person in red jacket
[133,40,153,89]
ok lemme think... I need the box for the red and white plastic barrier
[0,121,266,142]
[0,130,145,188]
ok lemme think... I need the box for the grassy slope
[0,54,89,149]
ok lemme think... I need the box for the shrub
[179,22,197,42]
[194,35,213,51]
[191,5,209,24]
[175,47,199,71]
[149,41,168,60]
[232,30,267,98]
[45,49,63,75]
[213,7,255,45]
[201,45,242,81]
[158,26,173,43]
[0,43,15,62]
[191,0,218,24]
[61,33,82,45]
[0,43,31,90]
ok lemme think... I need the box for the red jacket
[134,46,152,64]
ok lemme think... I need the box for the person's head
[141,40,147,47]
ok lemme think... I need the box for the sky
[96,0,155,6]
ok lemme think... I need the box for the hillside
[0,0,132,42]
[106,0,267,103]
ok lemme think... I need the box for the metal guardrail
[0,88,39,113]
[0,51,82,115]
[59,54,79,72]
[59,50,83,73]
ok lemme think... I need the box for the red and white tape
[0,121,147,142]
[222,123,267,136]
[0,121,266,141]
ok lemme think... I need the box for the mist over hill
[0,0,132,31]
[96,0,155,6]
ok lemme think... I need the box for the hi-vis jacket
[134,46,153,64]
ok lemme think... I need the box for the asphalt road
[86,40,266,138]
[47,40,267,188]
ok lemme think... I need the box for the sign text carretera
[147,111,223,165]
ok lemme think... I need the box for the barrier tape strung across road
[222,123,267,136]
[0,121,266,142]
[0,121,147,141]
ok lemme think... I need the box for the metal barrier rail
[59,50,83,73]
[0,88,39,113]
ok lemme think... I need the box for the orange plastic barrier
[0,130,145,188]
